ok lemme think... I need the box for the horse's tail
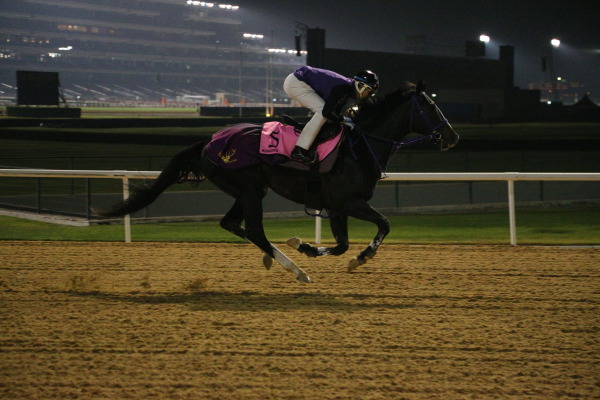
[92,139,210,218]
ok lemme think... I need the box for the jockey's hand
[342,117,355,130]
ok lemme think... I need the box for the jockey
[283,66,379,163]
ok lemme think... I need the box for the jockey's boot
[291,146,317,164]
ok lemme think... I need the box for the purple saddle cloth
[203,122,342,172]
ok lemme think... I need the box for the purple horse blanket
[203,122,343,170]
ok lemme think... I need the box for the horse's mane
[354,81,416,125]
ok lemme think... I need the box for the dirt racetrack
[1,241,598,399]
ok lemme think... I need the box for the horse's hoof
[347,257,363,272]
[262,253,273,270]
[297,273,312,283]
[286,237,302,250]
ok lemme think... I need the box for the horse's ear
[416,80,426,94]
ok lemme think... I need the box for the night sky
[235,0,600,94]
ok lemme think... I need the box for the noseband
[405,92,451,151]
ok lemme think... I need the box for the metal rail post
[122,177,131,243]
[507,179,517,245]
[315,211,322,244]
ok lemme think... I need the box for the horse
[93,81,459,283]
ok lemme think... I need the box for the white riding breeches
[283,73,327,150]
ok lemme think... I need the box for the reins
[352,92,449,177]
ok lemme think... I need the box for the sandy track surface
[1,241,598,399]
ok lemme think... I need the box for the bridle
[350,91,454,176]
[407,91,451,151]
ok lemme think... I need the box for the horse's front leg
[344,202,390,272]
[286,213,350,257]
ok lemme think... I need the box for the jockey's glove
[342,117,355,130]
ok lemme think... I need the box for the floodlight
[479,34,490,43]
[268,48,307,55]
[187,1,237,8]
[551,38,560,48]
[242,33,264,39]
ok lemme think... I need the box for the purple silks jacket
[293,65,352,100]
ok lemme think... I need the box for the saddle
[259,118,344,173]
[275,116,346,214]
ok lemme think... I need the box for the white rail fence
[1,169,599,245]
[0,169,160,244]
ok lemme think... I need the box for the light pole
[549,38,560,102]
[239,33,264,117]
[265,31,274,117]
[238,43,243,117]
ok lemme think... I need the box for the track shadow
[66,290,414,312]
[64,289,595,312]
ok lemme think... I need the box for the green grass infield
[1,207,598,245]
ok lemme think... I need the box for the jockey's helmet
[353,70,379,98]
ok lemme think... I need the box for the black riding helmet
[353,70,379,96]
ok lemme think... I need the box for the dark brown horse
[93,82,459,283]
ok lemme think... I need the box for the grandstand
[0,0,306,106]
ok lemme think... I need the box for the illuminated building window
[57,24,88,33]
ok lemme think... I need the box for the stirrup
[291,146,317,164]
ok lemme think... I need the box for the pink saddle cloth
[259,121,342,162]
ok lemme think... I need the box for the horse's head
[409,81,459,150]
[355,81,459,151]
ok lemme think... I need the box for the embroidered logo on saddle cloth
[259,121,342,162]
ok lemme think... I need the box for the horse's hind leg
[240,195,311,283]
[286,213,350,257]
[220,200,274,270]
[220,200,246,239]
[209,169,310,282]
